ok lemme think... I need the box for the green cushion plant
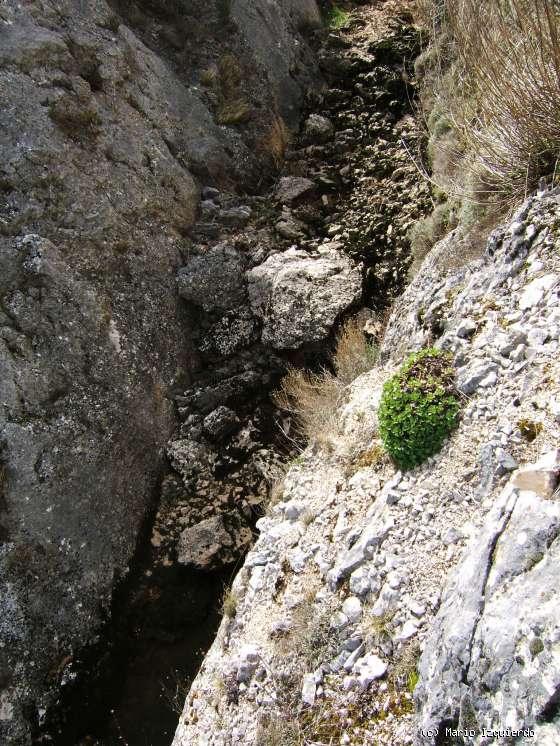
[378,348,461,470]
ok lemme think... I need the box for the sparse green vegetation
[378,348,461,470]
[389,641,421,695]
[322,3,350,29]
[409,201,458,269]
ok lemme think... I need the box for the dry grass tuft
[256,715,302,746]
[221,586,238,619]
[333,316,378,385]
[273,317,377,446]
[419,0,560,206]
[273,367,344,446]
[364,611,394,648]
[389,641,421,693]
[216,53,251,125]
[260,114,291,168]
[216,100,251,125]
[200,67,217,87]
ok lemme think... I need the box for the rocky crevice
[155,1,433,587]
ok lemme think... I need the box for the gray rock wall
[0,0,319,741]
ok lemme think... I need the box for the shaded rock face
[177,514,253,571]
[0,0,319,741]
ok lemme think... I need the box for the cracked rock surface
[173,192,560,746]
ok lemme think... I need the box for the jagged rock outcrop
[0,0,320,741]
[416,452,560,745]
[172,192,560,746]
[248,245,362,349]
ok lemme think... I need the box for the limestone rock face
[248,246,362,349]
[415,467,560,743]
[172,193,560,746]
[0,0,319,740]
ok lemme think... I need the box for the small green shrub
[378,348,460,470]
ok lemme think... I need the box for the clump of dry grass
[256,715,302,746]
[273,317,377,446]
[418,0,560,206]
[221,585,238,619]
[389,641,421,693]
[333,315,378,385]
[260,114,291,168]
[200,67,217,87]
[160,669,190,715]
[273,367,344,446]
[216,53,252,125]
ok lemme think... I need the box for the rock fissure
[460,488,519,688]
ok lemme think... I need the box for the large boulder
[415,452,560,744]
[247,246,362,349]
[177,244,247,313]
[177,514,253,571]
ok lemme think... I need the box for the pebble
[301,674,316,706]
[342,596,363,622]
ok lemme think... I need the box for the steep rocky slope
[0,1,320,742]
[172,191,560,746]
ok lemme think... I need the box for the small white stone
[510,344,526,362]
[349,567,371,596]
[301,674,316,706]
[396,620,419,641]
[408,600,426,618]
[284,501,302,521]
[456,318,477,338]
[354,654,387,689]
[331,611,349,630]
[342,596,362,623]
[480,371,498,388]
[519,274,558,310]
